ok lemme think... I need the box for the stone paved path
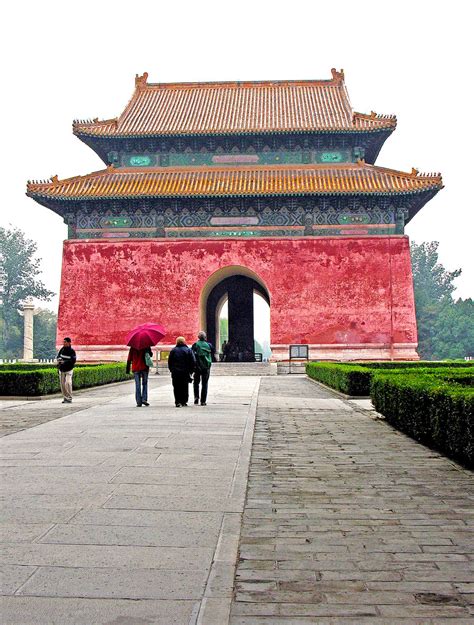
[0,379,172,437]
[230,376,474,624]
[1,375,259,625]
[1,375,473,624]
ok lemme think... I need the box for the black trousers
[171,372,190,405]
[193,368,210,403]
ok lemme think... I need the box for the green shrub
[0,363,99,371]
[71,364,132,390]
[306,362,372,395]
[371,372,473,468]
[0,369,59,395]
[306,361,474,396]
[0,363,132,396]
[354,361,474,369]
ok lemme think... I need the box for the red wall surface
[58,236,418,361]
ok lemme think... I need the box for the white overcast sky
[1,0,472,312]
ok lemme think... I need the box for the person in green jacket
[191,331,213,406]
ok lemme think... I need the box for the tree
[0,227,54,357]
[34,309,58,360]
[411,241,472,360]
[254,339,263,355]
[431,298,474,360]
[219,316,228,346]
[411,241,461,306]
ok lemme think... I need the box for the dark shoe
[175,403,181,407]
[194,398,199,405]
[182,403,188,407]
[201,402,207,406]
[142,401,149,406]
[136,404,142,407]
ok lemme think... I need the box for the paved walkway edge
[194,378,261,625]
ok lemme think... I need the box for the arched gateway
[27,70,442,362]
[200,267,270,361]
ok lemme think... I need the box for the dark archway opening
[206,275,270,362]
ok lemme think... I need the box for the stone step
[211,362,277,376]
[155,362,278,376]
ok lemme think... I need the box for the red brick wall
[58,236,418,360]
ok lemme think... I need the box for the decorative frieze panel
[71,199,397,240]
[119,148,355,167]
[83,130,389,166]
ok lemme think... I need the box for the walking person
[168,336,195,407]
[56,337,76,403]
[126,346,153,407]
[192,331,213,406]
[220,340,227,362]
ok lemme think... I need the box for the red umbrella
[125,322,166,350]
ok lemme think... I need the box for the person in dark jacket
[126,346,153,407]
[56,337,77,403]
[168,336,195,407]
[192,331,213,406]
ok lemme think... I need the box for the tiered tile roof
[27,162,442,200]
[73,70,396,137]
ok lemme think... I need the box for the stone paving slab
[1,564,38,595]
[0,542,215,569]
[0,375,259,624]
[36,520,220,548]
[0,596,196,625]
[229,376,474,624]
[16,566,208,600]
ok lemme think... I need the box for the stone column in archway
[227,276,254,359]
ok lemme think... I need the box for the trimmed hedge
[306,362,372,395]
[0,363,99,371]
[354,361,474,370]
[306,361,474,396]
[0,363,132,396]
[371,372,474,468]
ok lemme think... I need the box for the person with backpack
[192,331,213,406]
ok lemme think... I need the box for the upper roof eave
[73,126,396,139]
[71,69,397,138]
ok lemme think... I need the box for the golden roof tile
[27,163,443,200]
[73,70,396,137]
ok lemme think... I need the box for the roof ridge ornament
[411,167,419,177]
[135,72,149,89]
[331,68,345,83]
[51,175,59,186]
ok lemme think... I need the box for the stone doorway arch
[200,266,270,362]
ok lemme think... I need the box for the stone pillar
[19,301,39,362]
[228,276,254,359]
